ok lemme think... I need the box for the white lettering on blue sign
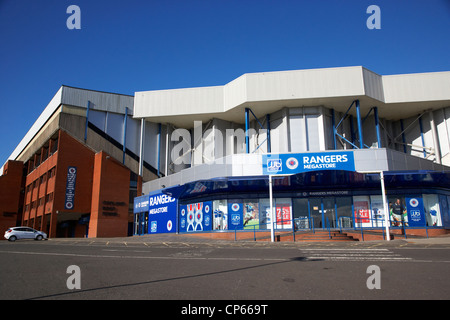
[149,194,176,207]
[263,151,355,175]
[267,159,282,172]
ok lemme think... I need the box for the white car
[4,227,48,241]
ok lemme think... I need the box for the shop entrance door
[309,198,323,229]
[322,197,336,228]
[309,197,336,229]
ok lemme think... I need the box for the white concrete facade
[133,66,450,193]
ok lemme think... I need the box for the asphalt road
[0,236,449,304]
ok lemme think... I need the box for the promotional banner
[146,193,177,234]
[405,196,425,227]
[179,201,212,232]
[263,151,355,175]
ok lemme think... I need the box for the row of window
[175,193,447,234]
[24,166,57,215]
[25,167,56,194]
[26,137,58,174]
[24,192,54,214]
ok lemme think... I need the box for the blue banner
[228,200,243,230]
[262,151,355,175]
[64,166,77,210]
[133,193,177,234]
[405,196,425,227]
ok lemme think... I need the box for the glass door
[322,197,336,228]
[309,198,323,228]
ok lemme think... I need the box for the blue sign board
[64,166,77,210]
[147,193,177,233]
[133,193,177,234]
[134,195,149,213]
[262,151,355,175]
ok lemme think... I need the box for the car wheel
[8,236,17,242]
[35,235,43,241]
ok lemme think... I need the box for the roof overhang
[134,66,450,127]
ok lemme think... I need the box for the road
[0,236,449,304]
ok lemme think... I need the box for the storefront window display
[370,195,387,227]
[176,192,447,234]
[213,199,228,230]
[423,194,442,227]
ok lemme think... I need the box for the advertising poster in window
[179,201,212,232]
[353,196,370,227]
[243,201,259,230]
[275,199,292,229]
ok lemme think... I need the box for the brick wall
[89,151,130,238]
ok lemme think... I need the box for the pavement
[1,232,449,300]
[43,232,450,247]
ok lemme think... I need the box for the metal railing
[232,214,438,241]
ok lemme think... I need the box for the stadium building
[2,66,450,239]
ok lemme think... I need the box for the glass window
[293,198,309,229]
[259,199,272,230]
[369,195,387,227]
[336,197,353,228]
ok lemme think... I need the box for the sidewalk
[403,234,450,245]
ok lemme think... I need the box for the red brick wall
[13,130,133,239]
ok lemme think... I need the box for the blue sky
[1,0,449,166]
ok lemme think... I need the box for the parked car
[4,227,48,241]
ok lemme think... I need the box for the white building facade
[132,67,450,236]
